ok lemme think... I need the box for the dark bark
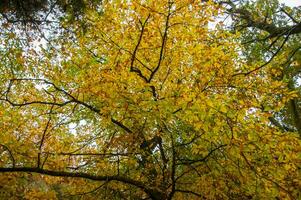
[0,167,166,200]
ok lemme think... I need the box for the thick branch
[268,116,294,132]
[227,4,301,36]
[111,118,133,133]
[289,99,301,135]
[0,167,163,200]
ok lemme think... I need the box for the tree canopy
[0,0,300,199]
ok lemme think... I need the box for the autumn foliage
[0,0,300,199]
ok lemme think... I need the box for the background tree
[223,0,301,134]
[0,0,102,23]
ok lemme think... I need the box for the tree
[0,0,300,199]
[0,0,102,23]
[224,0,301,134]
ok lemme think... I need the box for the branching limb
[148,3,171,83]
[177,144,227,165]
[130,14,151,83]
[175,189,205,199]
[37,105,54,168]
[0,144,15,167]
[0,167,164,200]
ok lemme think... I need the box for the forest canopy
[0,0,300,199]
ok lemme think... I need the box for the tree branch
[175,189,205,199]
[227,3,301,36]
[148,6,170,83]
[130,14,151,83]
[233,30,291,77]
[0,144,15,167]
[177,144,227,165]
[0,167,163,200]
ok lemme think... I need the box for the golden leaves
[0,0,300,199]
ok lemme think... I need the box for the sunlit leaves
[0,0,300,199]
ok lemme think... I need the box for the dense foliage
[0,0,300,199]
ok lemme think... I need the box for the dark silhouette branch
[130,14,151,83]
[0,144,15,167]
[111,118,133,134]
[233,29,291,77]
[0,167,163,200]
[177,144,227,165]
[2,78,135,134]
[43,152,136,157]
[175,189,205,199]
[148,5,171,83]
